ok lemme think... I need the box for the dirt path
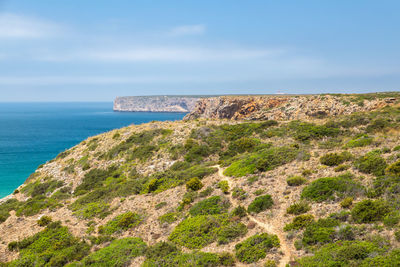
[214,165,293,267]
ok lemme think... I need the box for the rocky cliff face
[184,94,399,121]
[114,96,200,112]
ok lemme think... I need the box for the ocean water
[0,102,186,198]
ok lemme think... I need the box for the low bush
[297,240,387,266]
[217,180,229,194]
[158,212,179,224]
[235,233,280,263]
[247,194,273,213]
[286,176,307,186]
[340,197,353,209]
[98,212,142,235]
[386,160,400,177]
[224,145,300,177]
[143,241,234,267]
[0,199,21,223]
[81,237,146,267]
[301,174,363,202]
[355,151,387,176]
[334,164,350,172]
[366,118,391,133]
[320,151,352,166]
[345,135,373,148]
[186,177,203,191]
[231,206,247,218]
[351,199,390,223]
[383,211,400,228]
[284,214,314,231]
[37,216,52,227]
[302,218,340,246]
[286,201,311,215]
[288,121,340,142]
[217,221,247,244]
[189,196,230,216]
[169,215,223,249]
[232,187,248,200]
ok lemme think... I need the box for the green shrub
[145,164,217,193]
[155,202,167,210]
[74,166,119,194]
[301,174,363,202]
[217,222,247,244]
[189,196,230,216]
[355,151,387,176]
[264,259,277,267]
[351,199,390,223]
[286,176,307,186]
[254,189,265,196]
[394,145,400,151]
[288,121,340,142]
[395,230,400,241]
[199,186,214,197]
[37,216,52,227]
[81,237,146,267]
[227,137,262,155]
[169,215,224,249]
[217,180,229,194]
[8,222,90,266]
[98,212,142,235]
[247,194,273,213]
[144,241,233,267]
[366,118,391,133]
[232,206,247,218]
[340,197,353,208]
[297,240,385,266]
[232,187,248,200]
[320,151,352,166]
[286,201,311,215]
[383,211,400,228]
[386,160,400,177]
[158,212,179,224]
[302,218,340,246]
[186,177,203,191]
[71,201,111,219]
[235,233,280,263]
[0,199,21,223]
[224,146,300,177]
[345,135,373,148]
[284,214,314,231]
[334,164,350,172]
[16,195,60,217]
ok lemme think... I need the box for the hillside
[114,96,201,112]
[1,93,400,266]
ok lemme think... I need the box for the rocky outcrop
[113,96,201,112]
[184,94,399,121]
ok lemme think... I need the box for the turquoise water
[0,102,186,198]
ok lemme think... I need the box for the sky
[0,0,399,101]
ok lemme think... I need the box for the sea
[0,102,186,198]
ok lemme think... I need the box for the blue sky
[0,0,399,101]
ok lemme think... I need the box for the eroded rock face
[184,95,398,121]
[114,96,200,112]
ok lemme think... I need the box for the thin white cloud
[167,24,206,36]
[0,13,61,39]
[38,47,284,62]
[0,75,243,85]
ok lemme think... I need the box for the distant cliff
[113,96,201,112]
[184,93,399,120]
